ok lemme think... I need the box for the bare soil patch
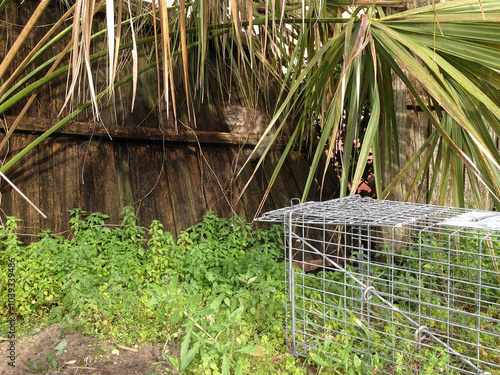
[0,324,177,374]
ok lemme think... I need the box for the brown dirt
[0,324,178,375]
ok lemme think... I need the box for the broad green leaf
[310,352,332,368]
[54,340,68,356]
[222,354,230,375]
[180,342,200,372]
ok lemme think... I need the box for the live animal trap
[258,196,500,374]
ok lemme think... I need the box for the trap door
[285,215,375,359]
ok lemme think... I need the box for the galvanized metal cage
[258,195,500,375]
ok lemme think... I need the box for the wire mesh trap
[258,195,500,374]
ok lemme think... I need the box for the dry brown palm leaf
[0,0,50,82]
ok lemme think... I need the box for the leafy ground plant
[0,208,316,374]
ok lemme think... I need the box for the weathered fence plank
[128,142,177,235]
[0,128,324,240]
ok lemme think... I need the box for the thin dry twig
[117,344,139,352]
[0,171,47,218]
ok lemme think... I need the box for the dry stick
[0,4,76,100]
[0,0,106,155]
[110,0,123,101]
[179,0,191,121]
[158,0,178,130]
[183,311,219,345]
[0,0,51,82]
[67,367,101,370]
[0,172,47,218]
[150,0,164,127]
[117,344,139,352]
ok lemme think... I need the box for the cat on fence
[224,105,275,161]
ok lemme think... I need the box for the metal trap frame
[258,195,500,374]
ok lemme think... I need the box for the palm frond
[1,0,499,209]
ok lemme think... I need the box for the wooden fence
[0,116,338,239]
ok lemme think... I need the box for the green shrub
[0,208,296,374]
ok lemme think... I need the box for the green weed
[0,209,303,374]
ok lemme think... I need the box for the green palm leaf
[1,0,499,210]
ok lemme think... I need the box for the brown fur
[224,106,274,160]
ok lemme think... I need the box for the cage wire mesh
[258,195,500,374]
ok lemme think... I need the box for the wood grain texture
[38,137,80,234]
[2,116,281,146]
[164,147,205,235]
[78,139,121,223]
[0,134,40,234]
[128,143,177,235]
[0,131,318,240]
[232,149,275,221]
[199,146,235,218]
